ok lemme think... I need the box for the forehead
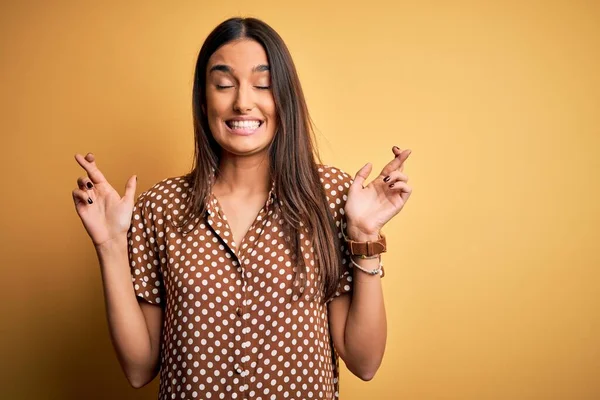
[208,39,269,72]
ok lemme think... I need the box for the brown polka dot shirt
[128,165,355,400]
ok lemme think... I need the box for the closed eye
[215,85,270,90]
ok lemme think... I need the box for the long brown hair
[179,17,342,304]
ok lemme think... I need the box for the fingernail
[389,183,395,188]
[393,146,399,151]
[87,197,93,204]
[86,182,93,189]
[383,176,390,182]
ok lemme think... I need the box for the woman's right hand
[72,153,138,248]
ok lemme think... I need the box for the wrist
[95,234,128,255]
[349,254,385,277]
[345,225,380,242]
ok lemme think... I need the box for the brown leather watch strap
[342,228,387,257]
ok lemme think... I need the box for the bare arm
[72,152,162,388]
[329,146,411,380]
[96,237,163,388]
[328,250,386,381]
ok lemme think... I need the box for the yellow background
[1,1,598,399]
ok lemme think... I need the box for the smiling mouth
[225,120,264,130]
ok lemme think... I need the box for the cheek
[205,104,224,135]
[205,92,230,119]
[262,96,277,121]
[205,107,219,131]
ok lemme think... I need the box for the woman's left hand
[344,146,412,238]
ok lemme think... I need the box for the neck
[213,152,271,198]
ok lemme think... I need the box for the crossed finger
[74,153,107,184]
[380,146,411,177]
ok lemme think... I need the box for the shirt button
[236,307,243,317]
[234,363,243,374]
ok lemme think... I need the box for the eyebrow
[209,64,270,74]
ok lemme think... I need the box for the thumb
[353,162,372,188]
[124,175,137,203]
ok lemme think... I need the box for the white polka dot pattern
[128,165,354,399]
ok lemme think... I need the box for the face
[205,39,277,158]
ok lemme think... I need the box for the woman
[72,17,411,400]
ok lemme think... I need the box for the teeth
[229,120,261,129]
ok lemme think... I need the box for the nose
[233,84,254,112]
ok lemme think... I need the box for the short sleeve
[328,221,353,302]
[128,191,165,306]
[319,165,355,304]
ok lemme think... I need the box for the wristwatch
[342,228,387,257]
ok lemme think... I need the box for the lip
[226,116,264,122]
[223,118,264,136]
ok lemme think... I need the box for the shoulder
[134,175,192,213]
[316,164,354,219]
[316,164,354,194]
